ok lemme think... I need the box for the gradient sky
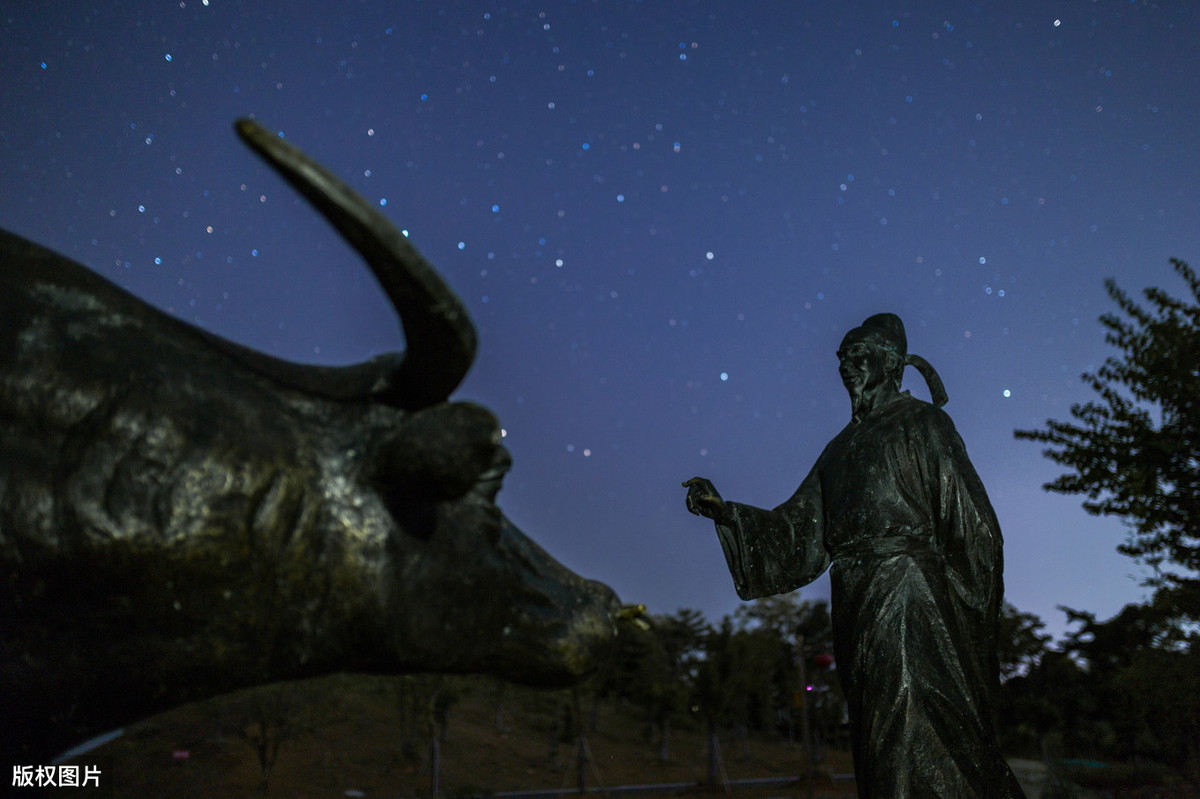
[4,1,1198,640]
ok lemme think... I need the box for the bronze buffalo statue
[0,119,621,767]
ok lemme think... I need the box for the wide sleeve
[713,463,830,600]
[922,409,1005,680]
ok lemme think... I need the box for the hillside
[66,674,857,798]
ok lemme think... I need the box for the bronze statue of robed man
[684,313,1026,798]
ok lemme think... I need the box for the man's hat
[852,313,948,408]
[858,312,907,355]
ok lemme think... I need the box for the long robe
[715,392,1025,797]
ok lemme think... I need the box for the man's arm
[685,467,830,600]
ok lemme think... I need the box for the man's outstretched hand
[683,476,730,523]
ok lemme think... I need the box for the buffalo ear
[371,402,502,507]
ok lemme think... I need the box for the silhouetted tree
[996,602,1052,682]
[589,607,707,762]
[655,608,709,684]
[392,674,463,795]
[997,598,1199,778]
[647,608,708,760]
[733,591,834,656]
[216,677,343,799]
[1014,258,1200,783]
[1016,258,1200,616]
[694,618,737,787]
[1114,640,1200,779]
[1060,601,1199,776]
[733,592,841,747]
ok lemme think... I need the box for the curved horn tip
[228,116,479,407]
[234,117,257,137]
[234,118,279,149]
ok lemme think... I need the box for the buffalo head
[0,120,622,766]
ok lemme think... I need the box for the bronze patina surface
[686,313,1025,798]
[0,120,620,766]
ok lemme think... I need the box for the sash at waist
[830,530,936,561]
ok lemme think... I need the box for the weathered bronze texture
[0,120,620,766]
[685,313,1025,797]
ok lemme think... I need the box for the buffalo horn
[233,118,477,410]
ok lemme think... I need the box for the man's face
[836,333,892,400]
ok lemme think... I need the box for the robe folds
[715,392,1025,798]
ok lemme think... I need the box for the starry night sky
[4,1,1199,640]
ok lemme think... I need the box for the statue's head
[837,313,907,403]
[836,313,948,416]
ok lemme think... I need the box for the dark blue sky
[4,1,1198,639]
